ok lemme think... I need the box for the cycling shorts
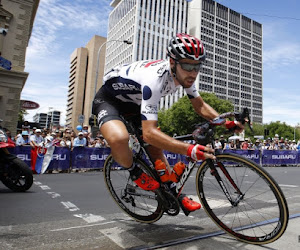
[92,87,141,128]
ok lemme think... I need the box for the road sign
[78,115,85,124]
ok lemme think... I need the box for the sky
[22,0,300,127]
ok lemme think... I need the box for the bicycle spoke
[197,154,289,244]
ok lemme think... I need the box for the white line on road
[40,185,51,190]
[61,201,80,211]
[279,184,298,188]
[73,213,106,223]
[50,221,116,232]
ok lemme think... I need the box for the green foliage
[18,109,28,122]
[158,92,234,136]
[266,121,299,140]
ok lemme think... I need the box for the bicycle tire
[196,153,289,244]
[103,154,164,223]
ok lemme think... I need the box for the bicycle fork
[207,159,244,207]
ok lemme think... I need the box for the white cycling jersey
[102,59,200,121]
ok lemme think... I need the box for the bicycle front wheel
[196,153,289,244]
[103,155,164,223]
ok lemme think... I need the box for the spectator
[254,139,262,150]
[82,125,89,134]
[219,135,226,149]
[92,136,108,148]
[16,131,30,146]
[235,139,242,149]
[83,131,91,146]
[290,140,297,150]
[51,132,61,146]
[73,132,86,147]
[241,138,249,150]
[214,138,222,150]
[22,121,30,132]
[261,140,269,150]
[224,140,236,149]
[30,129,44,148]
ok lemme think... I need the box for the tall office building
[107,0,263,123]
[66,35,106,129]
[33,110,61,128]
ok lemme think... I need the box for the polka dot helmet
[167,33,206,61]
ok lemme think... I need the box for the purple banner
[262,150,298,165]
[71,147,111,169]
[8,147,300,171]
[223,149,261,164]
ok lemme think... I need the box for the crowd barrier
[8,147,300,172]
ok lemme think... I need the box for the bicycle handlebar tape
[187,144,206,161]
[169,161,186,182]
[225,120,237,129]
[155,159,169,182]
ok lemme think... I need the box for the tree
[158,92,234,136]
[18,109,28,122]
[265,121,299,141]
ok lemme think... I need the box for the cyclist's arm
[190,96,219,120]
[142,120,190,155]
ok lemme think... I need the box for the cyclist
[92,33,243,213]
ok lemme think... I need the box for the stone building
[0,0,39,134]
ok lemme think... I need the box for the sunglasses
[176,61,202,72]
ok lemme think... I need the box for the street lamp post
[91,39,132,138]
[93,39,132,99]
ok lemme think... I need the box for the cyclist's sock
[129,163,160,191]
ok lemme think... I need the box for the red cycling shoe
[178,194,201,215]
[131,172,160,191]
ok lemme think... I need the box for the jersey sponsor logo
[145,104,157,112]
[112,82,140,91]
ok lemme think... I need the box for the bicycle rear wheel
[196,153,289,244]
[103,155,164,223]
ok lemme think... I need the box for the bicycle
[103,108,289,245]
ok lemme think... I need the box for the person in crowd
[73,132,87,147]
[83,132,91,146]
[92,135,108,148]
[214,138,222,150]
[235,138,242,149]
[241,138,249,150]
[16,130,30,146]
[30,129,43,148]
[290,140,297,150]
[224,140,236,149]
[219,135,226,149]
[82,125,89,134]
[22,121,30,132]
[254,139,262,150]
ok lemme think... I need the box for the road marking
[100,227,145,249]
[73,213,106,223]
[61,201,80,211]
[47,192,61,198]
[34,181,42,185]
[50,221,115,232]
[40,185,51,190]
[279,184,298,188]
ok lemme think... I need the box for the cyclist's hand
[187,144,216,161]
[225,120,245,133]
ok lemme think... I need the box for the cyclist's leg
[147,145,201,213]
[100,120,133,168]
[146,145,171,173]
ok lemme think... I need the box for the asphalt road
[0,167,300,249]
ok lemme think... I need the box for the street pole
[91,39,132,138]
[93,39,132,99]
